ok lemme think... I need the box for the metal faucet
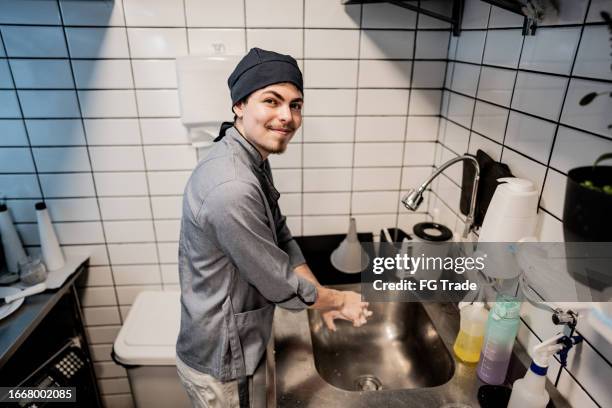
[401,155,480,238]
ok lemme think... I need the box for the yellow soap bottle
[453,302,488,363]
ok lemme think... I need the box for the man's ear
[232,102,244,119]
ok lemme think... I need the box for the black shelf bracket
[481,0,539,35]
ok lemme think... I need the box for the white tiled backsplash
[435,1,612,407]
[0,1,610,407]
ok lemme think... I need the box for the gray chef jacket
[176,126,318,381]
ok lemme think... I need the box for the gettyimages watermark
[358,241,612,303]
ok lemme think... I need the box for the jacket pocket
[234,303,275,375]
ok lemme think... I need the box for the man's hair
[232,95,250,123]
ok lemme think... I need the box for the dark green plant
[579,11,612,130]
[579,152,612,194]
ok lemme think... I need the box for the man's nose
[278,104,292,123]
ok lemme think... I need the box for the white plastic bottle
[35,202,65,271]
[453,302,488,363]
[0,203,28,273]
[507,334,564,408]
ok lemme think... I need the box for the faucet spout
[401,155,480,238]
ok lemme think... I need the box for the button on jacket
[176,126,318,381]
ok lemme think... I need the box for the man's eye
[291,103,302,110]
[264,99,276,105]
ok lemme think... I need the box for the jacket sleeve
[201,180,317,310]
[273,207,306,269]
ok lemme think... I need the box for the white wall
[0,1,449,406]
[1,0,611,407]
[431,1,612,407]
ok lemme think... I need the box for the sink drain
[354,374,383,391]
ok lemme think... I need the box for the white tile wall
[247,29,303,57]
[304,29,359,59]
[472,100,508,143]
[512,72,568,121]
[73,60,134,90]
[65,28,129,59]
[357,89,409,115]
[245,0,303,28]
[358,60,411,88]
[520,27,581,75]
[362,3,416,29]
[304,60,358,88]
[483,29,523,68]
[1,26,68,57]
[187,29,245,56]
[437,4,612,408]
[360,30,415,59]
[10,60,73,89]
[127,28,188,58]
[124,0,185,27]
[184,0,244,27]
[26,119,86,146]
[561,78,612,138]
[477,66,516,106]
[0,120,27,146]
[19,90,80,118]
[2,1,610,407]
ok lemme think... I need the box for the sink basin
[272,282,571,408]
[307,301,455,391]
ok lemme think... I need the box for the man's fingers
[322,314,337,331]
[363,309,373,317]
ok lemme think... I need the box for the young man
[176,48,372,408]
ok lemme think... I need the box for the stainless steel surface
[272,283,571,408]
[307,302,454,391]
[401,155,480,238]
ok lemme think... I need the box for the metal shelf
[344,0,541,35]
[481,0,538,35]
[342,0,465,36]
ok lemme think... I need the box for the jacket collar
[225,126,266,169]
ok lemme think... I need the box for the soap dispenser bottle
[476,295,521,385]
[453,301,488,363]
[507,334,564,408]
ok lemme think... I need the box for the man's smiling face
[233,82,303,158]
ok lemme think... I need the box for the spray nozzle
[531,333,584,373]
[532,333,565,368]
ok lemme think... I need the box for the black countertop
[295,233,374,285]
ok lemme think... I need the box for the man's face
[233,82,303,157]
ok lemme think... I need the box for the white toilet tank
[113,291,190,408]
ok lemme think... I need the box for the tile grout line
[537,0,592,213]
[0,30,45,203]
[348,3,364,218]
[394,0,422,232]
[120,0,166,292]
[53,0,124,339]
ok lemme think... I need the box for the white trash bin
[113,290,191,408]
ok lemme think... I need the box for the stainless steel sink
[271,283,571,408]
[307,301,454,391]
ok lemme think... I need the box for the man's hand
[321,310,347,331]
[293,264,372,330]
[322,291,373,331]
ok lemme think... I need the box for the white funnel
[330,218,370,274]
